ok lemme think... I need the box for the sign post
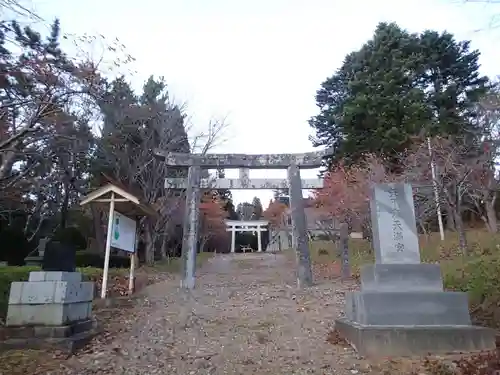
[107,207,137,298]
[80,182,156,299]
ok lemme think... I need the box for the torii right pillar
[287,163,313,287]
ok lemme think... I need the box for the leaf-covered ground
[1,252,499,374]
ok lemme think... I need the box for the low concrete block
[360,264,444,292]
[6,301,92,326]
[8,281,94,305]
[345,291,471,326]
[28,271,82,283]
[0,328,98,354]
[335,318,496,357]
[1,319,94,340]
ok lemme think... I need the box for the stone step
[335,318,496,357]
[360,263,444,292]
[345,290,471,326]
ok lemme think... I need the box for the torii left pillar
[180,166,201,290]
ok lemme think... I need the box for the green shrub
[0,228,32,265]
[75,251,130,269]
[443,254,500,328]
[311,231,500,328]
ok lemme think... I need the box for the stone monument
[1,242,95,353]
[42,241,77,272]
[24,237,49,266]
[335,183,496,356]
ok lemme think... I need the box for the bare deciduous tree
[314,154,397,241]
[403,135,498,253]
[99,83,229,264]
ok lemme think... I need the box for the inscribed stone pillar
[180,165,201,290]
[369,183,420,264]
[335,183,495,356]
[287,163,313,287]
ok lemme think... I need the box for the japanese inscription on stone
[388,186,405,253]
[370,183,421,264]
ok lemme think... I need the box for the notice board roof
[80,183,157,218]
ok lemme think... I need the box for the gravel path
[56,252,368,375]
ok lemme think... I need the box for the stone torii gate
[225,219,269,253]
[155,149,328,290]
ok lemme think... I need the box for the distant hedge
[75,251,130,269]
[0,228,32,266]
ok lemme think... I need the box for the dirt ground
[40,253,413,374]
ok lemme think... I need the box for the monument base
[6,271,94,326]
[2,271,96,354]
[360,263,444,292]
[0,319,97,354]
[335,318,496,357]
[345,290,472,326]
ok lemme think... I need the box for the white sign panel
[110,211,137,253]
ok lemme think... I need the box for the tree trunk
[91,206,106,253]
[199,237,208,254]
[453,210,468,255]
[160,235,168,260]
[419,221,429,239]
[446,205,456,231]
[59,181,70,230]
[0,150,17,180]
[485,200,498,233]
[144,225,155,265]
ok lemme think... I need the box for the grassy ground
[148,251,214,273]
[309,229,500,328]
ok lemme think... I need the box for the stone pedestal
[1,271,96,353]
[335,183,496,356]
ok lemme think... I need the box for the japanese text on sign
[388,187,405,252]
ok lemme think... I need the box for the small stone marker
[38,237,49,256]
[42,241,76,272]
[24,237,50,266]
[339,223,350,279]
[3,230,94,353]
[335,183,495,357]
[3,268,95,353]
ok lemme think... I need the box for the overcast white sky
[31,0,500,208]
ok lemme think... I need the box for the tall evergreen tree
[236,202,254,221]
[251,196,263,220]
[309,22,489,167]
[95,75,191,263]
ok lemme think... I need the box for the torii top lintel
[154,149,332,169]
